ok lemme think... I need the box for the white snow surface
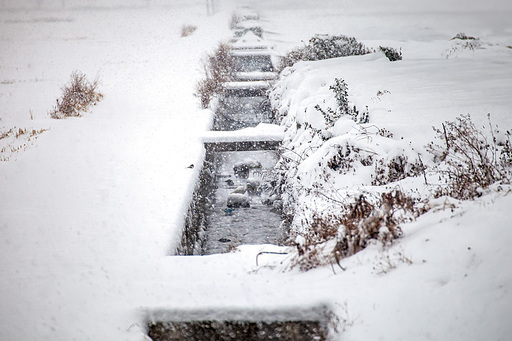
[1,0,511,340]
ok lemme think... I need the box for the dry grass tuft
[181,25,197,37]
[49,71,103,119]
[0,127,48,161]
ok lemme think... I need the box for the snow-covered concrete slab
[223,80,272,90]
[202,124,284,144]
[233,71,277,81]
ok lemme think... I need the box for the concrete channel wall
[147,306,332,341]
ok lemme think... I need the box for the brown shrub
[427,114,512,199]
[292,190,416,271]
[181,25,197,37]
[195,43,234,108]
[49,71,103,119]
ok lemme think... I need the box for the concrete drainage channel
[147,8,333,340]
[177,138,284,256]
[177,8,282,258]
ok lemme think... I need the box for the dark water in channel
[203,150,284,254]
[213,95,273,131]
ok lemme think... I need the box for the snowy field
[1,0,511,340]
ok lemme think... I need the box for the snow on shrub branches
[278,34,372,72]
[269,59,426,270]
[427,114,512,199]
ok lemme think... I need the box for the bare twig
[256,251,288,266]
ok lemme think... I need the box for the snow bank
[0,3,234,340]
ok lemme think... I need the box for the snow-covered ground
[1,0,511,340]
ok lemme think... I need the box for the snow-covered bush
[372,155,425,186]
[48,71,103,119]
[269,56,432,271]
[290,190,416,271]
[427,114,512,199]
[278,34,372,72]
[315,78,369,125]
[277,46,311,73]
[271,128,428,271]
[325,142,373,173]
[379,46,402,61]
[450,32,477,41]
[445,33,482,58]
[195,43,234,108]
[308,35,371,60]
